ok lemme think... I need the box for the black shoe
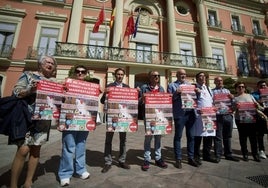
[174,160,182,169]
[101,164,111,173]
[225,156,239,162]
[194,157,202,166]
[203,157,219,163]
[119,162,131,169]
[188,158,199,167]
[243,155,249,162]
[253,155,261,162]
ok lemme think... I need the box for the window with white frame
[237,51,249,76]
[38,27,59,56]
[208,10,218,26]
[253,20,261,35]
[136,43,152,63]
[179,42,193,66]
[259,55,268,76]
[231,15,240,31]
[88,32,106,59]
[0,22,16,57]
[212,48,225,70]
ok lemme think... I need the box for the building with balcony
[0,0,268,98]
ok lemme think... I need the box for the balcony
[231,25,245,35]
[0,45,14,59]
[26,42,226,73]
[253,29,267,39]
[207,19,222,30]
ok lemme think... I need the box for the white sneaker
[60,178,70,187]
[80,171,90,180]
[259,150,267,159]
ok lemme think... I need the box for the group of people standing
[4,55,267,187]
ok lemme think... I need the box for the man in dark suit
[100,68,130,173]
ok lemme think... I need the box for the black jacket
[0,96,32,141]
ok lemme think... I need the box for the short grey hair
[38,55,57,66]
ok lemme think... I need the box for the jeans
[104,132,127,165]
[214,114,233,158]
[58,131,89,180]
[144,135,162,161]
[173,111,195,160]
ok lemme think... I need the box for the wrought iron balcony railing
[0,45,14,59]
[231,24,245,33]
[26,42,226,72]
[207,19,222,29]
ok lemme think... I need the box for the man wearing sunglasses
[139,70,168,171]
[252,80,268,159]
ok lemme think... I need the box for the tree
[223,77,236,94]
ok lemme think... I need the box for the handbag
[256,106,268,129]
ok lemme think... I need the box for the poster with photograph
[213,93,232,114]
[180,85,197,109]
[194,107,217,137]
[260,88,268,108]
[106,87,139,132]
[58,78,100,131]
[144,93,173,135]
[237,102,256,123]
[32,80,63,126]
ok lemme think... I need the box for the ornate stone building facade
[0,0,267,97]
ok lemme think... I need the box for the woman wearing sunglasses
[233,81,260,162]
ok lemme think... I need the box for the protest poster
[180,85,197,109]
[32,80,63,126]
[260,88,268,108]
[237,102,256,123]
[213,93,232,114]
[144,93,173,135]
[194,107,217,137]
[58,78,100,131]
[106,87,139,132]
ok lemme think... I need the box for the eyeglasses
[237,85,245,88]
[75,70,86,74]
[152,75,160,78]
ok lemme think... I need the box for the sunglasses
[75,70,86,74]
[237,85,245,88]
[152,74,160,78]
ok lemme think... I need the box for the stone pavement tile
[0,123,268,188]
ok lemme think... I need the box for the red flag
[93,7,104,33]
[110,8,116,28]
[124,14,135,38]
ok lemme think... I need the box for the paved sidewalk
[0,123,268,188]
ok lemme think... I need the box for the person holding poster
[212,77,239,162]
[251,80,268,159]
[167,69,199,169]
[140,70,168,171]
[100,68,131,173]
[58,65,91,186]
[194,72,219,165]
[10,55,57,188]
[233,81,260,162]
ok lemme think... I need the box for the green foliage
[223,77,236,94]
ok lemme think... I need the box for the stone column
[166,0,179,53]
[112,0,124,47]
[195,0,212,57]
[67,0,83,43]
